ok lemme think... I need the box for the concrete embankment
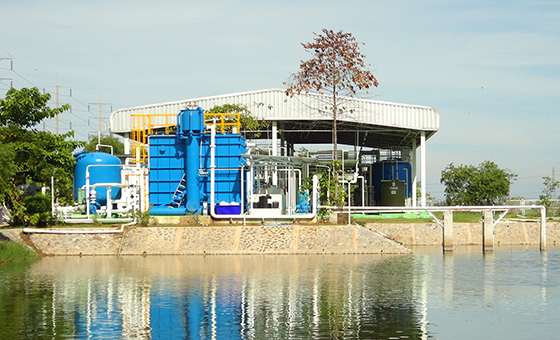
[365,221,560,245]
[1,225,410,256]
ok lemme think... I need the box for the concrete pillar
[482,210,494,252]
[443,211,454,252]
[540,207,547,251]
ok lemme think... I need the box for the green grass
[0,241,39,264]
[353,211,490,224]
[353,216,434,224]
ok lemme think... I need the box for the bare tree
[286,29,378,202]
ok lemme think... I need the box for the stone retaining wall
[365,221,560,245]
[4,221,557,256]
[4,225,410,256]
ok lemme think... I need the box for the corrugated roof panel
[110,88,439,133]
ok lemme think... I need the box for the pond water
[0,246,559,339]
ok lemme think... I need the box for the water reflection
[0,255,424,339]
[1,247,559,339]
[411,245,560,340]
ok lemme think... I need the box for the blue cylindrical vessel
[74,151,122,205]
[185,135,201,213]
[178,107,204,135]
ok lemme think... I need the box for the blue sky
[1,0,559,200]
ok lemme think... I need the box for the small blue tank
[73,151,122,205]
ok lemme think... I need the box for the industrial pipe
[207,122,318,221]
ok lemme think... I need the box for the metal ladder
[169,174,187,208]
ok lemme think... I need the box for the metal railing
[204,113,241,134]
[130,113,177,164]
[332,205,548,251]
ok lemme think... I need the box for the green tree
[0,87,69,128]
[0,143,16,203]
[538,176,560,214]
[440,161,516,206]
[206,103,270,136]
[84,134,124,155]
[415,181,434,204]
[286,29,379,202]
[0,87,82,225]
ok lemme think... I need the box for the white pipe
[208,127,317,221]
[240,165,246,215]
[209,121,217,216]
[337,205,544,213]
[358,176,365,207]
[85,164,124,219]
[211,175,319,220]
[51,176,55,218]
[107,187,112,217]
[95,144,114,155]
[348,181,351,224]
[24,221,135,234]
[23,227,124,234]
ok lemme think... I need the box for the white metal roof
[110,88,439,135]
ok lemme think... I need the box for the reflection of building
[145,256,424,339]
[22,255,424,339]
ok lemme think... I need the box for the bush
[23,194,51,215]
[10,193,53,227]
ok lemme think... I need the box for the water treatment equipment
[73,151,122,205]
[372,161,412,205]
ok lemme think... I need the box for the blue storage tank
[200,134,247,205]
[73,151,122,205]
[148,135,187,213]
[148,132,247,214]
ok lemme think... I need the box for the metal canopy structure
[110,88,439,151]
[109,88,439,207]
[247,120,429,150]
[242,154,319,167]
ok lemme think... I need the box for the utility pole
[88,102,112,134]
[44,85,71,135]
[55,85,59,134]
[0,58,13,89]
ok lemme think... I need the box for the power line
[0,48,116,139]
[88,103,112,134]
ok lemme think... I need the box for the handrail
[204,113,241,134]
[130,113,177,164]
[334,205,547,251]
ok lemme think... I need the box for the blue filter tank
[73,151,122,205]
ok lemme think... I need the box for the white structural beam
[412,138,418,208]
[272,122,278,186]
[421,131,426,208]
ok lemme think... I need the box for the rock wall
[365,222,560,246]
[5,221,556,256]
[7,225,410,256]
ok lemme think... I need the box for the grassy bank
[0,241,39,264]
